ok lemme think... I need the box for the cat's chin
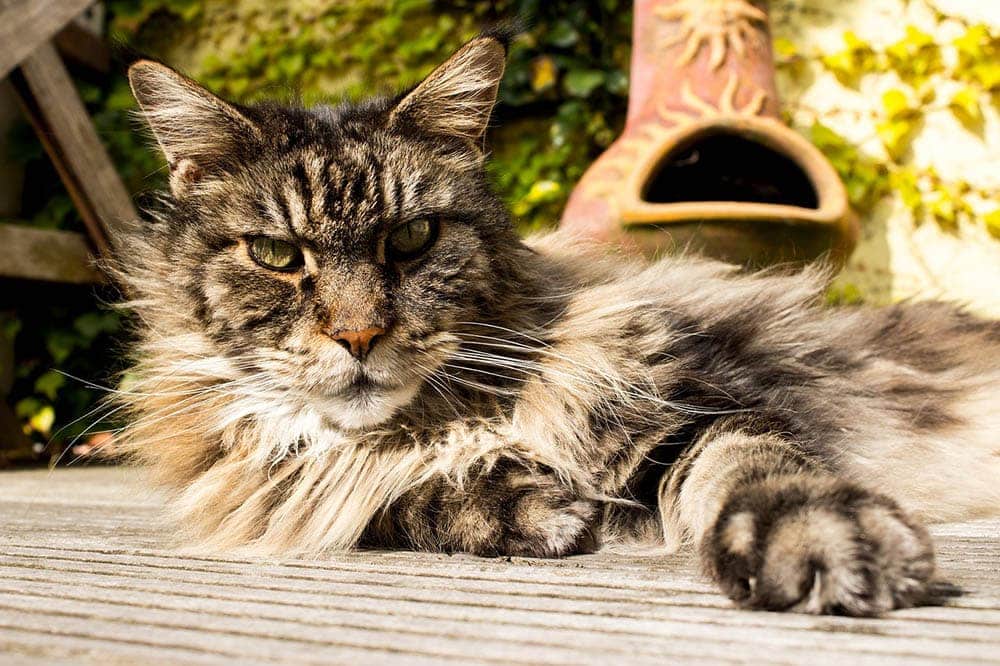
[319,382,421,431]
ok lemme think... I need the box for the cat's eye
[387,218,439,261]
[248,237,304,272]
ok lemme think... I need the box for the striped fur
[114,35,1000,616]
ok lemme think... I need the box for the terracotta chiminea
[560,0,857,266]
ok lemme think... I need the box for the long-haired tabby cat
[115,31,1000,617]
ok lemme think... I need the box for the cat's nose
[326,326,385,361]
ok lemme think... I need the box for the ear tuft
[128,60,260,196]
[389,36,508,144]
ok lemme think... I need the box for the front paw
[445,463,600,558]
[702,477,935,616]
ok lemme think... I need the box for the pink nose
[326,326,385,360]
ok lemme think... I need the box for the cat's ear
[128,60,261,196]
[389,34,507,145]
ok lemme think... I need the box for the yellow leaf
[826,282,864,306]
[28,405,55,435]
[930,196,957,231]
[985,209,1000,239]
[886,25,942,86]
[529,56,557,93]
[773,38,798,58]
[881,89,911,119]
[954,24,992,65]
[821,31,877,86]
[843,31,869,52]
[877,118,917,161]
[524,180,560,203]
[950,87,983,131]
[890,168,922,214]
[971,61,1000,91]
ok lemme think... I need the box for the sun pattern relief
[583,74,769,204]
[655,0,767,70]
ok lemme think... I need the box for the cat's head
[124,34,524,430]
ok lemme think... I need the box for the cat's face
[127,36,518,429]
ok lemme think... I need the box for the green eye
[387,218,439,261]
[248,237,303,271]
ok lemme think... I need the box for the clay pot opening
[640,129,820,210]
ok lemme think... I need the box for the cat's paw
[446,463,600,558]
[503,489,599,557]
[702,477,935,616]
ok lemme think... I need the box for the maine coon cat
[116,31,1000,617]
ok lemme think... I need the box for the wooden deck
[1,467,998,665]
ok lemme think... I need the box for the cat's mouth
[317,373,422,430]
[340,375,380,397]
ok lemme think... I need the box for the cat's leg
[364,458,599,557]
[661,423,936,616]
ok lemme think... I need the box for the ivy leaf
[278,52,306,80]
[30,405,55,436]
[15,398,54,436]
[928,184,972,232]
[882,89,910,119]
[524,180,561,204]
[890,168,923,220]
[953,24,1000,91]
[73,311,119,340]
[886,25,941,87]
[984,209,1000,240]
[949,87,983,132]
[548,20,580,48]
[970,61,1000,92]
[605,69,628,96]
[773,38,798,59]
[877,89,921,160]
[953,24,991,63]
[34,370,65,402]
[826,282,864,306]
[0,314,20,344]
[530,56,558,93]
[45,330,78,365]
[563,69,606,98]
[821,31,878,87]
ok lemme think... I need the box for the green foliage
[808,122,889,212]
[4,0,997,462]
[792,18,1000,244]
[5,299,123,450]
[3,0,631,460]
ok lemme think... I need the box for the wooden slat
[54,21,112,74]
[0,0,96,79]
[0,222,103,283]
[9,43,137,254]
[1,467,999,665]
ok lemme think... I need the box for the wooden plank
[0,0,96,79]
[1,467,999,665]
[9,43,137,255]
[54,21,111,74]
[0,222,103,283]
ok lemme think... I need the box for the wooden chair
[0,0,137,460]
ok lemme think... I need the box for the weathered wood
[54,21,111,74]
[0,402,32,464]
[0,222,103,284]
[0,0,96,80]
[0,313,33,462]
[9,43,137,254]
[1,467,999,665]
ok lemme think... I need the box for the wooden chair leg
[0,323,33,466]
[9,42,137,256]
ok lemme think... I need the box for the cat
[114,30,1000,617]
